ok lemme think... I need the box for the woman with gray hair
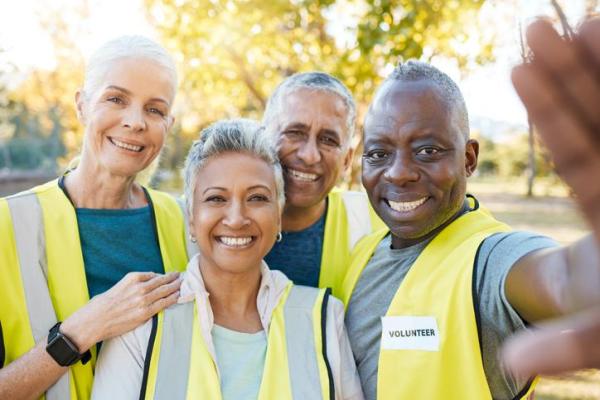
[0,36,191,399]
[92,119,363,400]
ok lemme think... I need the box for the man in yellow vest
[340,56,600,399]
[262,72,383,297]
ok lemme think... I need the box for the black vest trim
[139,314,158,400]
[320,287,335,400]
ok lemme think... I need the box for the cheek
[192,208,219,237]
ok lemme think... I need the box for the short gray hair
[263,72,356,147]
[386,60,469,140]
[183,119,285,216]
[83,35,177,102]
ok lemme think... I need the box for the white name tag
[380,316,440,351]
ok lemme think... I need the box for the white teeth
[388,197,428,212]
[110,138,143,152]
[219,236,253,247]
[288,168,318,182]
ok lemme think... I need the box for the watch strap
[47,322,91,366]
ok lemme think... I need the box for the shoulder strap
[5,191,71,400]
[0,320,4,368]
[284,286,334,400]
[340,191,372,250]
[146,302,195,400]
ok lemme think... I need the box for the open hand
[504,17,600,376]
[60,271,181,351]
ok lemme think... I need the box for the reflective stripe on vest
[0,180,190,400]
[340,197,537,399]
[6,192,71,400]
[142,285,333,400]
[319,190,385,298]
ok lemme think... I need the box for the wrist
[60,314,100,352]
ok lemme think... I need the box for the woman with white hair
[92,119,363,400]
[0,36,192,399]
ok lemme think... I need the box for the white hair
[82,35,177,101]
[183,119,285,216]
[262,72,356,148]
[386,60,469,140]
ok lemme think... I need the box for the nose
[222,200,251,229]
[383,152,419,185]
[122,106,146,132]
[296,138,321,165]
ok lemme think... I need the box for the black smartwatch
[46,322,91,367]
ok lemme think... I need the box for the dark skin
[362,80,478,249]
[363,66,600,380]
[502,18,600,376]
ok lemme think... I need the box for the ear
[465,139,479,177]
[342,145,354,172]
[188,211,197,242]
[75,90,86,124]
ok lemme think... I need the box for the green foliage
[473,131,556,179]
[143,0,494,186]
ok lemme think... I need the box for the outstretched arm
[502,17,600,376]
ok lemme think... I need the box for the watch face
[47,334,78,367]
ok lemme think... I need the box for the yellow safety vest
[0,180,190,400]
[340,199,537,400]
[319,189,384,298]
[142,284,334,399]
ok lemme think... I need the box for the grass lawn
[468,178,599,400]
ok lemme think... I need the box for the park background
[0,0,597,398]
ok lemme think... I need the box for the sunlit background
[1,1,599,398]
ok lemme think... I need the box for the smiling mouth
[108,137,144,153]
[386,197,428,212]
[286,168,318,182]
[217,236,255,248]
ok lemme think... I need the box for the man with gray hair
[262,72,383,297]
[339,59,600,399]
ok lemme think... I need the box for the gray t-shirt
[345,231,557,400]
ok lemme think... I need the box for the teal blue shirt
[76,206,164,299]
[212,324,267,400]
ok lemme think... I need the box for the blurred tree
[145,0,495,187]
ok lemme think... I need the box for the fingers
[511,65,600,218]
[513,22,600,233]
[148,290,180,315]
[502,307,600,376]
[578,17,600,67]
[145,275,181,304]
[526,20,600,132]
[140,271,180,293]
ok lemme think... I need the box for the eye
[249,194,269,202]
[148,107,166,117]
[205,195,226,203]
[416,147,441,156]
[363,150,388,162]
[319,135,340,147]
[283,130,303,138]
[107,96,124,104]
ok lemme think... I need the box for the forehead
[364,80,458,143]
[196,152,276,189]
[94,57,175,103]
[278,88,348,128]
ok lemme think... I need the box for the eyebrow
[248,184,273,193]
[202,185,273,194]
[105,85,170,106]
[282,122,310,131]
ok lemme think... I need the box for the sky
[0,0,595,138]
